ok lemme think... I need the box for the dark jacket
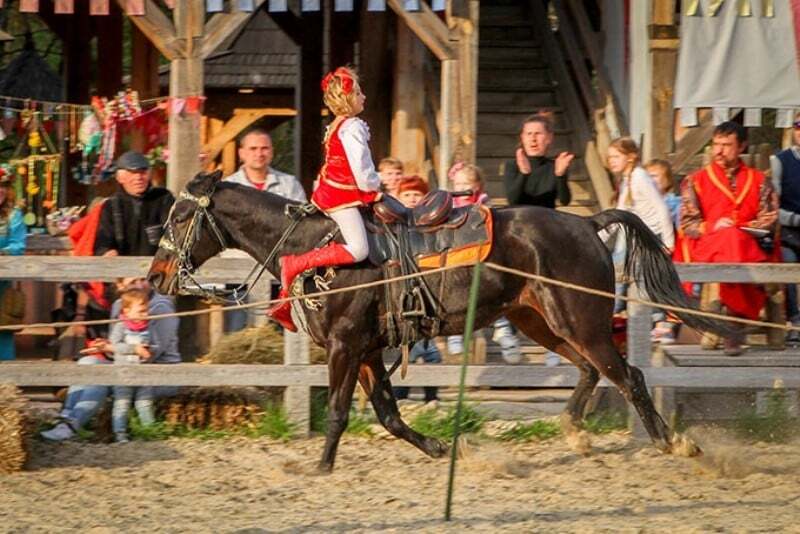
[94,187,175,256]
[503,155,571,208]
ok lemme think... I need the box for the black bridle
[158,186,318,304]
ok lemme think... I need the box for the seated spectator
[446,163,525,365]
[396,175,429,207]
[674,121,779,356]
[770,114,800,344]
[40,277,180,441]
[378,157,404,197]
[109,289,180,443]
[0,173,26,360]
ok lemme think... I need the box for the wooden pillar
[166,0,205,195]
[626,283,653,438]
[439,59,457,189]
[391,21,426,175]
[95,2,123,97]
[646,0,679,161]
[63,8,92,103]
[450,0,479,166]
[359,6,393,161]
[295,11,324,196]
[131,25,161,99]
[329,5,358,69]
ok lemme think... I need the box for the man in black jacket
[94,151,175,257]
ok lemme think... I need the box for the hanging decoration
[7,111,61,229]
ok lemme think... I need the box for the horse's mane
[211,180,331,223]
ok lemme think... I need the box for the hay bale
[201,325,327,365]
[158,387,275,430]
[0,384,29,473]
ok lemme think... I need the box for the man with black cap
[94,150,175,257]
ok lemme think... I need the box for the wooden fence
[2,256,800,434]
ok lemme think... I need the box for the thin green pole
[444,261,483,521]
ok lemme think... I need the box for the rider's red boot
[266,244,357,332]
[266,289,297,332]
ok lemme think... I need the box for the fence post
[284,328,311,436]
[626,283,652,438]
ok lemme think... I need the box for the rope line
[4,261,799,334]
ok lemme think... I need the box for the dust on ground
[2,429,800,533]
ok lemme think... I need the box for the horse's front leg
[358,349,449,458]
[318,338,361,473]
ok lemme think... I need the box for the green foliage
[310,387,329,434]
[345,411,375,436]
[583,411,628,434]
[734,389,800,443]
[410,404,486,440]
[269,120,295,174]
[247,402,295,441]
[498,420,561,442]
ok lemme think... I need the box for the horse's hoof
[670,433,703,458]
[426,438,450,458]
[315,461,334,474]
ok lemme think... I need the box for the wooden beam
[452,0,478,166]
[268,9,303,45]
[115,0,183,60]
[4,362,800,389]
[359,4,393,161]
[388,0,455,60]
[295,12,324,195]
[203,109,296,162]
[391,21,427,175]
[166,0,206,194]
[652,0,676,25]
[95,2,124,97]
[201,0,268,59]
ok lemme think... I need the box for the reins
[160,187,317,304]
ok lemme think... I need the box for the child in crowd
[446,163,527,364]
[645,158,682,344]
[267,66,382,332]
[110,289,156,443]
[378,157,404,197]
[393,175,441,404]
[396,175,429,207]
[645,158,680,228]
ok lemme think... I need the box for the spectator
[94,151,174,257]
[40,277,180,441]
[503,113,573,208]
[222,128,307,332]
[392,176,442,404]
[770,114,800,344]
[605,138,675,315]
[109,288,179,443]
[378,157,404,197]
[645,158,681,228]
[446,163,526,365]
[0,173,26,360]
[674,121,778,356]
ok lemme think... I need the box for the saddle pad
[365,204,493,269]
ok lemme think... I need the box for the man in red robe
[674,121,778,355]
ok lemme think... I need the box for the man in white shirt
[221,127,307,331]
[224,127,307,202]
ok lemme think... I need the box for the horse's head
[147,170,227,295]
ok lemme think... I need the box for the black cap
[114,151,150,171]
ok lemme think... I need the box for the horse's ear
[209,170,223,182]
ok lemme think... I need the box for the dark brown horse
[148,172,729,471]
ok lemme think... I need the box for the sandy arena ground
[2,430,800,533]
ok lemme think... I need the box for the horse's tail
[590,209,735,337]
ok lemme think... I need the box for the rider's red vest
[311,117,380,213]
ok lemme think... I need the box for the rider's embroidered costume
[267,67,382,331]
[673,160,779,319]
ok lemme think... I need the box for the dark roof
[0,37,63,101]
[161,10,298,90]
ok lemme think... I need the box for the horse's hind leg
[358,350,449,458]
[507,308,599,443]
[318,339,362,473]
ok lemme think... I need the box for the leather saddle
[364,190,493,269]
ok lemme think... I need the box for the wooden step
[478,68,552,91]
[479,46,545,67]
[480,38,540,49]
[481,26,537,42]
[478,91,558,111]
[479,4,528,21]
[477,156,589,181]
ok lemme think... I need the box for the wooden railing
[2,257,799,435]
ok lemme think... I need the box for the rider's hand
[713,217,734,231]
[515,148,532,175]
[554,152,575,177]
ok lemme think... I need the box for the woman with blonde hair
[267,66,382,331]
